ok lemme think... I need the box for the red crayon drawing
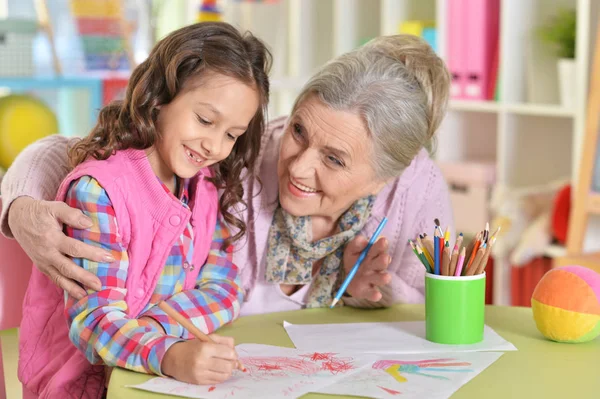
[321,358,354,374]
[300,352,337,362]
[243,356,321,376]
[378,385,402,395]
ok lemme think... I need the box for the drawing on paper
[373,358,473,383]
[131,345,503,399]
[238,352,355,379]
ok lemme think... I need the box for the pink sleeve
[0,135,72,238]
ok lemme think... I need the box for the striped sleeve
[140,217,244,339]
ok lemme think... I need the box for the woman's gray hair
[291,34,450,180]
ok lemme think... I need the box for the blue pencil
[434,230,440,275]
[330,217,388,308]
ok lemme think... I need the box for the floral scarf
[265,195,375,308]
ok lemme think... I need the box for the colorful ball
[531,265,600,343]
[0,94,58,169]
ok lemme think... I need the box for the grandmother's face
[277,96,387,220]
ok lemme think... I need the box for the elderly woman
[0,35,453,314]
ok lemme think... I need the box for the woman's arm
[1,135,71,237]
[139,218,244,338]
[0,135,108,298]
[64,176,181,375]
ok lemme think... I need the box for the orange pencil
[465,232,482,271]
[466,246,485,276]
[157,301,245,371]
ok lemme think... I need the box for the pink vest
[18,149,218,398]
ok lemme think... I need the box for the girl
[18,22,271,398]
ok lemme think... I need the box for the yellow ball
[0,94,58,169]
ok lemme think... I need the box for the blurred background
[0,0,599,311]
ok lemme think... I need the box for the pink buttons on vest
[169,215,181,226]
[183,261,195,272]
[135,287,145,298]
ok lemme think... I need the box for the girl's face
[151,70,260,182]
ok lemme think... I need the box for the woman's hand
[161,335,239,385]
[342,235,392,301]
[8,197,111,299]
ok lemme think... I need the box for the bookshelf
[220,0,599,305]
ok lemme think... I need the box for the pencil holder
[425,272,485,344]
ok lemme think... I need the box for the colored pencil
[158,301,245,371]
[449,244,459,276]
[434,229,441,275]
[484,222,490,243]
[417,246,433,273]
[465,232,482,272]
[454,247,466,276]
[476,236,496,274]
[331,217,388,307]
[442,241,451,276]
[410,240,431,272]
[409,239,419,257]
[417,236,434,266]
[421,235,435,267]
[466,246,486,276]
[455,233,464,256]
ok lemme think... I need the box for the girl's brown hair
[69,22,272,244]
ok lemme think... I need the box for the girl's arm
[140,218,244,339]
[64,176,182,375]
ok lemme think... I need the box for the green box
[425,272,486,344]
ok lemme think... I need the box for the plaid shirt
[64,175,243,375]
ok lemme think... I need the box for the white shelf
[449,101,576,117]
[449,100,501,113]
[504,103,576,118]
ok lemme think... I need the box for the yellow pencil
[419,235,435,267]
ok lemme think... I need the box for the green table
[108,305,600,398]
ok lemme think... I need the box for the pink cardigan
[0,117,454,313]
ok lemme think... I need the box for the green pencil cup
[425,272,486,344]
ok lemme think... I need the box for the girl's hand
[8,197,109,299]
[342,235,392,301]
[161,334,239,385]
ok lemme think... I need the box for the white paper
[129,344,378,399]
[283,321,517,354]
[316,352,504,399]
